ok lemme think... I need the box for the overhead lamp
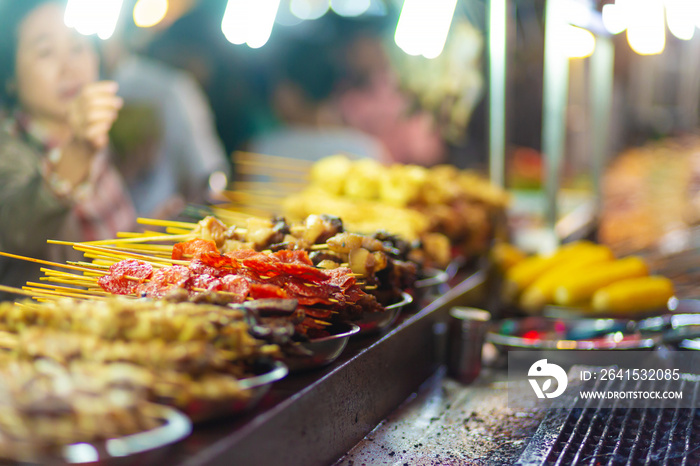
[394,0,458,59]
[133,0,169,28]
[221,0,281,48]
[665,0,695,41]
[626,0,665,55]
[64,0,124,40]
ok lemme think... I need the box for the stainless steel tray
[284,322,360,372]
[182,361,288,423]
[354,292,413,335]
[13,404,193,465]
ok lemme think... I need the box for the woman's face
[14,2,98,122]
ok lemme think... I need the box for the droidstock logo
[528,359,568,399]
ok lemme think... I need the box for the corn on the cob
[553,256,649,306]
[503,241,595,299]
[519,245,614,313]
[591,276,674,314]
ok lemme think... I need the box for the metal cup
[447,307,492,384]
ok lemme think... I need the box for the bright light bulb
[290,0,329,20]
[665,0,695,40]
[562,25,596,58]
[133,0,168,28]
[627,0,665,55]
[601,3,626,34]
[64,0,124,40]
[330,0,370,17]
[394,0,457,59]
[221,0,280,48]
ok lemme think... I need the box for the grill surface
[517,371,700,465]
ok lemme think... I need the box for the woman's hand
[51,81,123,190]
[67,81,123,150]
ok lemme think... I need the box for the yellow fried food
[344,158,385,200]
[553,256,649,306]
[310,154,353,195]
[591,276,674,314]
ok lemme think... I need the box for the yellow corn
[504,241,595,299]
[519,245,614,313]
[591,276,674,314]
[553,256,649,306]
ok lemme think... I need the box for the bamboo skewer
[87,233,193,245]
[0,251,108,275]
[25,281,110,296]
[233,150,313,166]
[136,217,197,229]
[46,241,189,266]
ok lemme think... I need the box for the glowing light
[394,0,457,59]
[562,25,596,58]
[601,3,626,34]
[665,0,695,40]
[626,0,665,55]
[133,0,168,28]
[276,0,304,26]
[290,0,329,20]
[64,0,124,40]
[221,0,281,48]
[330,0,370,17]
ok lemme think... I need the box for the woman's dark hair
[0,0,66,108]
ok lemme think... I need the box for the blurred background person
[246,16,446,166]
[0,0,135,300]
[102,6,231,218]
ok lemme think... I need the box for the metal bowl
[284,322,360,372]
[181,361,288,423]
[354,292,414,336]
[54,404,191,465]
[487,316,659,351]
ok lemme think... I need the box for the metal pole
[589,36,614,215]
[541,0,569,237]
[489,0,507,188]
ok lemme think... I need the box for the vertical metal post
[489,0,507,188]
[589,36,614,214]
[541,0,569,236]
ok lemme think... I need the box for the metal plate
[354,292,413,335]
[284,323,360,372]
[181,361,288,423]
[9,404,194,465]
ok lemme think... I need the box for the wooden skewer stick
[0,251,108,275]
[40,277,100,287]
[47,241,189,266]
[165,227,194,235]
[136,217,197,229]
[86,233,193,245]
[233,150,313,165]
[40,268,101,280]
[234,157,311,171]
[25,282,110,297]
[311,319,332,327]
[0,284,54,299]
[22,285,106,300]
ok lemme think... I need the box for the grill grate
[517,373,700,466]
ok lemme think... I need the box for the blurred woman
[0,0,135,299]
